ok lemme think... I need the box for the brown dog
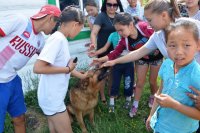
[67,67,109,133]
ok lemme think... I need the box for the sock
[126,96,131,102]
[110,97,115,106]
[133,100,139,108]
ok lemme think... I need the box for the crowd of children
[1,0,200,132]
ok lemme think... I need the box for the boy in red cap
[0,4,61,133]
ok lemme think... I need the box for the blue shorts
[0,75,26,132]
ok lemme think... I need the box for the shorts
[0,75,26,132]
[135,59,163,66]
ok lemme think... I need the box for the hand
[88,43,95,51]
[90,58,101,66]
[187,86,200,110]
[67,58,77,72]
[101,60,116,68]
[88,51,96,58]
[154,94,179,108]
[145,116,152,131]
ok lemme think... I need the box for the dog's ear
[80,77,90,90]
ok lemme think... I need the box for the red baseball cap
[31,5,61,19]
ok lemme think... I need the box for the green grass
[4,75,153,133]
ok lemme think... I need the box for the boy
[0,5,61,133]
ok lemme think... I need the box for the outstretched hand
[101,60,116,68]
[187,86,200,110]
[88,51,96,58]
[88,43,95,51]
[90,58,102,66]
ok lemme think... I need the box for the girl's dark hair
[166,18,199,43]
[144,0,180,21]
[51,6,84,34]
[85,0,98,8]
[101,0,124,12]
[59,6,85,24]
[113,12,134,26]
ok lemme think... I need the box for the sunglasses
[106,3,118,8]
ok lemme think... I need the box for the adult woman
[90,0,123,103]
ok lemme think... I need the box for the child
[0,5,61,133]
[146,18,200,133]
[85,0,99,30]
[185,0,200,20]
[33,6,87,132]
[126,0,144,20]
[92,13,163,115]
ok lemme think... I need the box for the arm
[146,82,163,131]
[187,86,200,110]
[156,93,200,120]
[71,69,88,79]
[88,41,111,57]
[102,45,152,67]
[90,25,100,48]
[33,59,76,74]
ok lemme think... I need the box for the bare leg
[13,114,26,133]
[47,110,73,133]
[149,65,161,95]
[134,65,149,101]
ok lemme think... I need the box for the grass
[4,75,153,133]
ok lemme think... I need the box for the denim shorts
[135,59,163,66]
[0,75,26,132]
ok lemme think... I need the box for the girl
[85,0,99,30]
[90,0,124,104]
[0,5,61,133]
[185,0,200,20]
[126,0,144,20]
[33,6,87,133]
[92,12,163,116]
[146,18,200,133]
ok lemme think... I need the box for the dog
[67,67,109,133]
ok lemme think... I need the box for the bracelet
[66,66,71,73]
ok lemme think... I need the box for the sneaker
[148,97,154,108]
[123,101,131,109]
[108,105,114,113]
[129,106,137,118]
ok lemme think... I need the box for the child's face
[86,5,98,17]
[127,0,137,7]
[68,22,84,39]
[167,27,199,69]
[144,9,169,31]
[114,23,133,38]
[186,0,199,8]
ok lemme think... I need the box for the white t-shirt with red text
[0,14,44,83]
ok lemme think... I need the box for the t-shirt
[94,12,115,57]
[125,2,144,20]
[0,14,44,83]
[37,31,70,115]
[145,18,200,61]
[150,59,200,133]
[191,10,200,21]
[107,32,121,48]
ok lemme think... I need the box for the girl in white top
[33,6,87,133]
